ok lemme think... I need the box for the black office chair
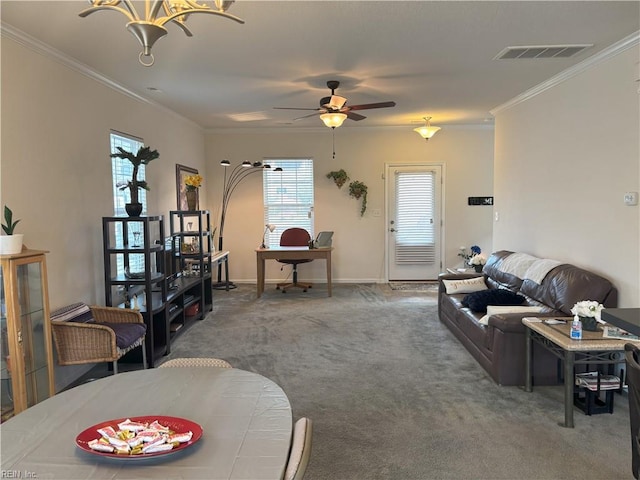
[277,228,313,293]
[625,343,640,479]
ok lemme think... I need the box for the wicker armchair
[50,303,147,374]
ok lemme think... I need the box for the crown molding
[491,30,640,116]
[0,22,202,131]
[205,123,494,135]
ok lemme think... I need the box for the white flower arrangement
[458,245,482,264]
[468,254,487,266]
[571,300,604,320]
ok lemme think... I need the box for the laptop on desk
[313,231,333,248]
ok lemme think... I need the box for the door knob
[390,228,396,232]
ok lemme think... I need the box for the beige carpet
[160,283,633,480]
[388,281,439,292]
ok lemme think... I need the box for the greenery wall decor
[348,180,368,216]
[326,169,350,188]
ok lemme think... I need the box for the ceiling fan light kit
[414,117,441,141]
[78,0,245,66]
[320,112,348,129]
[274,80,396,128]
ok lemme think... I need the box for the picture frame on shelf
[176,164,199,211]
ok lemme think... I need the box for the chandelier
[79,1,245,66]
[413,116,441,141]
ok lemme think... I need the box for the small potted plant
[348,180,368,216]
[468,254,487,273]
[326,169,349,188]
[111,146,160,216]
[571,300,604,331]
[0,206,24,254]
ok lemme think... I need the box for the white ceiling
[1,1,638,130]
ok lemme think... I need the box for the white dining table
[0,367,292,479]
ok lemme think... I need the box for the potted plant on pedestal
[111,146,160,217]
[0,206,23,254]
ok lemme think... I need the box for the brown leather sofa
[438,250,618,386]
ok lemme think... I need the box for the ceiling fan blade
[346,111,366,121]
[273,107,321,111]
[293,112,322,121]
[347,101,396,111]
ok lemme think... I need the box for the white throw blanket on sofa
[524,259,562,284]
[499,253,562,284]
[498,253,538,279]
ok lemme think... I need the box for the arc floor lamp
[213,160,282,289]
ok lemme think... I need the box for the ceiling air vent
[494,44,593,60]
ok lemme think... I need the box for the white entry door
[386,164,442,280]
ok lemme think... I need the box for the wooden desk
[523,317,640,428]
[256,246,333,298]
[0,367,292,479]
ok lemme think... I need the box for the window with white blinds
[111,131,146,216]
[110,131,146,277]
[263,159,314,248]
[395,170,436,264]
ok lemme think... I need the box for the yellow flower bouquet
[184,174,203,191]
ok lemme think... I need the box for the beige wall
[204,126,494,283]
[1,37,207,389]
[1,33,494,387]
[493,46,640,306]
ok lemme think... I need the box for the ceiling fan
[274,80,396,127]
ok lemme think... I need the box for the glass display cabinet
[0,249,55,423]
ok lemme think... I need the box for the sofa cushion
[519,264,617,315]
[478,305,545,325]
[442,276,488,295]
[102,322,147,349]
[462,289,525,313]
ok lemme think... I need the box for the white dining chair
[284,417,313,480]
[158,357,232,369]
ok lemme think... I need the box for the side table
[523,317,638,428]
[446,267,476,274]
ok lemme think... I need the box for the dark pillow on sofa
[461,289,525,313]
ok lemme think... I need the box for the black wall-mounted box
[468,196,494,206]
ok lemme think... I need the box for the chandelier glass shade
[414,117,441,141]
[320,112,348,129]
[79,0,245,66]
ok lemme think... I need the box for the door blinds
[394,170,436,264]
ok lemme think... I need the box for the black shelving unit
[102,215,167,367]
[167,210,213,341]
[102,213,214,367]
